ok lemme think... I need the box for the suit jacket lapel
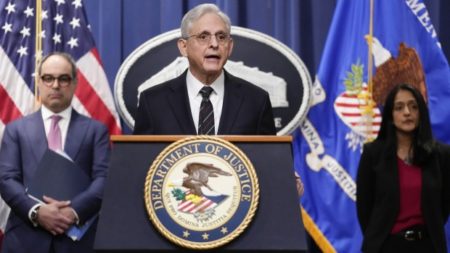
[167,72,197,134]
[218,72,244,134]
[65,110,87,160]
[372,142,400,205]
[381,148,401,207]
[25,111,47,161]
[420,153,439,212]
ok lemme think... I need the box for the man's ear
[177,39,188,57]
[227,38,234,57]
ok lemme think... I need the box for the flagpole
[365,0,375,141]
[367,0,374,96]
[35,0,42,109]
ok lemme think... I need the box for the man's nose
[209,35,219,47]
[51,80,62,88]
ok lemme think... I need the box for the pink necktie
[48,115,62,151]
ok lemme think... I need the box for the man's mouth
[49,93,63,99]
[205,55,220,60]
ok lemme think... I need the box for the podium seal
[144,136,259,249]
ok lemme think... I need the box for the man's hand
[59,206,78,224]
[45,196,78,225]
[36,196,73,235]
[295,171,304,197]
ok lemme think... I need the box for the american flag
[0,0,122,240]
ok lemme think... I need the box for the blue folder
[27,149,95,241]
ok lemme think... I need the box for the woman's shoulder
[433,141,450,160]
[434,141,450,150]
[363,139,387,153]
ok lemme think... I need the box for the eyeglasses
[40,74,73,87]
[185,32,231,45]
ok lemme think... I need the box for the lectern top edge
[110,135,292,143]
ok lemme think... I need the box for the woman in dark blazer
[356,83,450,253]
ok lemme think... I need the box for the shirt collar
[186,69,224,97]
[41,105,72,121]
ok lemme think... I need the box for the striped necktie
[198,86,215,135]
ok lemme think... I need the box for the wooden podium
[94,135,307,252]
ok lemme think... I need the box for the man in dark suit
[134,3,276,135]
[0,52,110,253]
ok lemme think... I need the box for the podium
[94,135,307,252]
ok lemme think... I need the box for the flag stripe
[0,85,23,123]
[341,112,381,118]
[0,48,34,118]
[89,48,103,67]
[184,199,206,213]
[334,102,365,108]
[193,199,215,213]
[76,50,121,128]
[75,70,121,135]
[71,96,91,117]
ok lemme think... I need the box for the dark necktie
[198,86,215,135]
[48,115,62,151]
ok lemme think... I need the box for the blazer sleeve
[0,123,38,221]
[438,142,450,220]
[133,93,153,134]
[70,122,110,223]
[356,143,376,233]
[256,92,276,135]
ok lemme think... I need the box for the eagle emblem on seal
[170,162,232,220]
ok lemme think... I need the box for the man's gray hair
[38,52,78,84]
[180,3,231,38]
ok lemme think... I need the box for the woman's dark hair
[376,83,434,165]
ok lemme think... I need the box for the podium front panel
[95,137,307,252]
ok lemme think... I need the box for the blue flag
[293,0,450,252]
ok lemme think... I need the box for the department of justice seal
[144,136,259,249]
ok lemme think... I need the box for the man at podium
[134,3,276,135]
[0,52,110,253]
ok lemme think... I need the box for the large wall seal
[115,26,312,135]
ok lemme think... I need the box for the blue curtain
[84,0,448,95]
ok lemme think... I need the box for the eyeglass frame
[40,74,74,87]
[183,32,232,45]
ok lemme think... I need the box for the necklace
[397,145,413,165]
[403,155,413,165]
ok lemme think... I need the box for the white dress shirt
[41,105,72,150]
[186,69,224,134]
